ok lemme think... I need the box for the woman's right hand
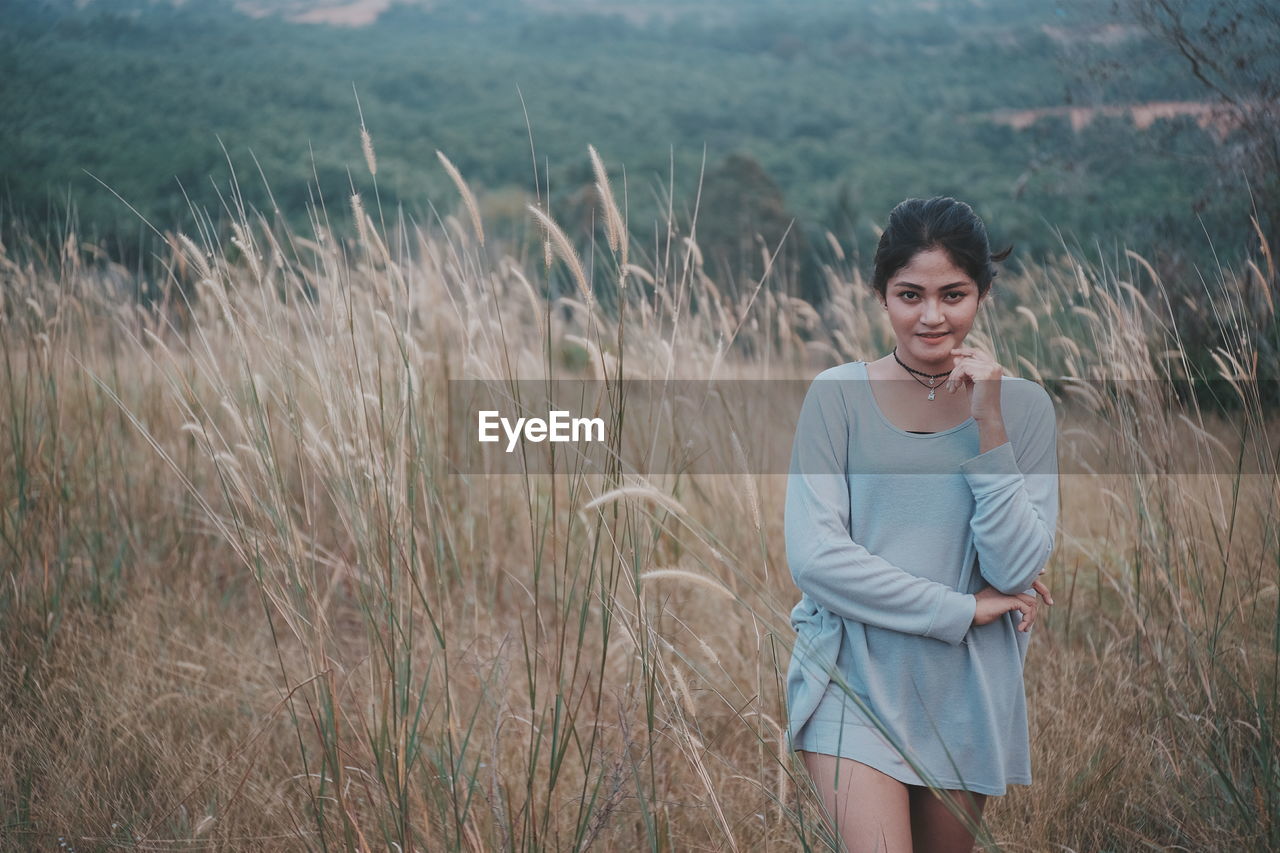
[972,585,1041,631]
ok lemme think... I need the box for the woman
[784,197,1059,852]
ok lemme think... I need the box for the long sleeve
[785,375,977,647]
[958,388,1059,595]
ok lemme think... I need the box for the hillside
[1,0,1255,290]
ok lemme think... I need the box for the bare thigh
[798,750,913,853]
[908,784,987,853]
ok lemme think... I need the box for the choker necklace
[892,347,952,401]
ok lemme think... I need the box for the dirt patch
[233,0,698,26]
[518,1,733,26]
[1041,23,1145,46]
[987,100,1239,140]
[233,0,423,26]
[293,0,393,26]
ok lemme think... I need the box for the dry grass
[1,147,1277,851]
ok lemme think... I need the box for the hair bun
[870,197,1005,298]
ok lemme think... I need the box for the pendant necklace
[892,347,953,401]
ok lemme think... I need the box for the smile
[918,333,949,339]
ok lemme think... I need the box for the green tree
[1111,0,1280,279]
[693,153,817,302]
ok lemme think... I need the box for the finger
[949,347,988,364]
[1032,579,1055,605]
[1013,602,1033,631]
[1005,598,1034,628]
[1014,596,1037,630]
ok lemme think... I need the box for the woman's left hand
[1021,569,1056,632]
[945,347,1005,421]
[1018,578,1055,632]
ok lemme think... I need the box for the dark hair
[871,197,1012,300]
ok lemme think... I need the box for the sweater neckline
[856,361,976,439]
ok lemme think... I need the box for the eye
[898,291,968,301]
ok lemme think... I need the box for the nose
[922,298,945,324]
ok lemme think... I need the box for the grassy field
[1,146,1277,851]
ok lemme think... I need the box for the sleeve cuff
[959,441,1021,497]
[925,590,976,646]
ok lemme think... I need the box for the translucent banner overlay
[444,379,1277,475]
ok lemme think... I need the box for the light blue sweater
[784,360,1059,796]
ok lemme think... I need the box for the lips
[918,333,948,340]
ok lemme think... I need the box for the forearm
[975,412,1009,455]
[787,521,978,646]
[962,395,1059,595]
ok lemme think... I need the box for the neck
[892,348,953,376]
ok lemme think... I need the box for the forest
[3,0,1264,303]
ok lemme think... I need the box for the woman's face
[880,247,985,370]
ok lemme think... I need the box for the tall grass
[1,144,1277,850]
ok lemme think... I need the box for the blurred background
[5,0,1277,303]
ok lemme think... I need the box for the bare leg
[908,784,987,853]
[798,750,913,853]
